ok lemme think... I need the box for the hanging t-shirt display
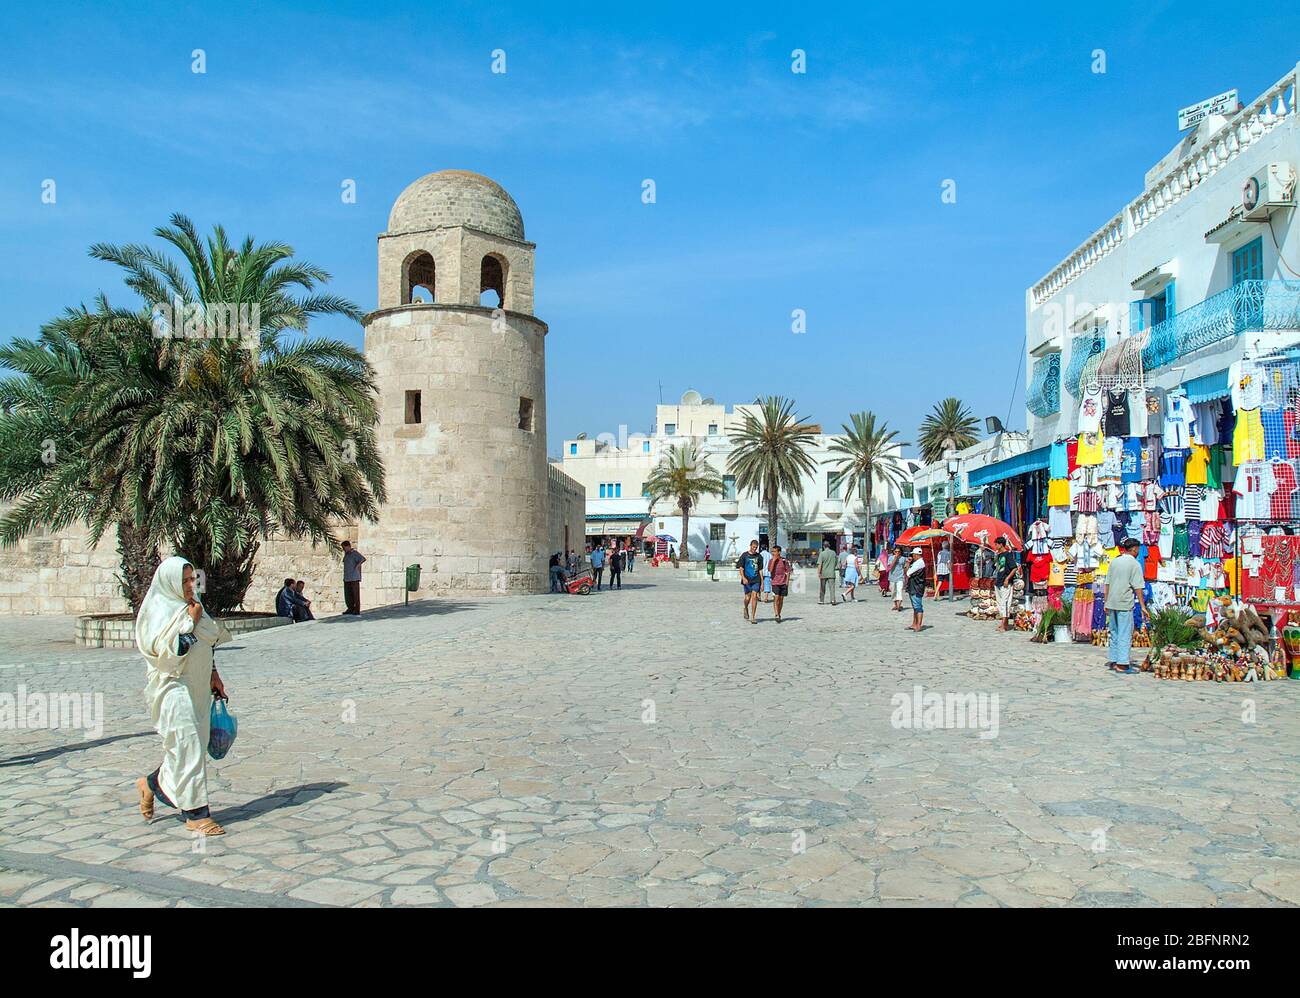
[1234,409,1266,463]
[1205,444,1223,489]
[1076,431,1103,466]
[1230,359,1264,409]
[1164,395,1193,448]
[1159,449,1187,489]
[1047,478,1071,507]
[1231,359,1266,465]
[1120,437,1142,483]
[1028,519,1050,555]
[1099,437,1124,483]
[1079,385,1103,434]
[1103,390,1130,437]
[1143,388,1165,437]
[1268,460,1297,519]
[1128,389,1148,437]
[1186,444,1211,485]
[1261,407,1288,460]
[1049,440,1069,479]
[1140,437,1162,481]
[1048,506,1073,539]
[1192,400,1223,446]
[1233,460,1276,520]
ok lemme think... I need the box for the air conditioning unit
[1242,162,1297,220]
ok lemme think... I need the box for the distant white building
[559,391,912,561]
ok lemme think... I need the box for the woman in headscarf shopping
[133,556,232,836]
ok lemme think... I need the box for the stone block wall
[548,463,586,561]
[0,519,126,615]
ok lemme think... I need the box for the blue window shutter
[570,443,577,455]
[1164,279,1175,317]
[615,483,621,498]
[1130,300,1145,332]
[599,484,606,498]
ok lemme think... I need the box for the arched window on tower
[480,253,508,309]
[403,251,436,305]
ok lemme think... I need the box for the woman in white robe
[133,557,231,836]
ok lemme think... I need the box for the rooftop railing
[1030,66,1297,307]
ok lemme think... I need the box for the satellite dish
[680,389,702,406]
[701,397,715,405]
[576,432,587,440]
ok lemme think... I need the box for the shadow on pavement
[314,600,484,624]
[217,781,349,825]
[0,730,154,768]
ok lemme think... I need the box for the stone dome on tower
[386,169,525,242]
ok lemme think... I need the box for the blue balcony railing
[1026,352,1061,418]
[1142,280,1300,370]
[1064,332,1104,399]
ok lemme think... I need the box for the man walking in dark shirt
[737,539,764,623]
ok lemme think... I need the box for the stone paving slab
[1,572,1298,907]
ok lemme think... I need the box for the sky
[2,1,1296,458]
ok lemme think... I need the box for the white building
[965,64,1300,485]
[559,391,912,562]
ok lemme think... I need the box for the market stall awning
[1184,368,1230,403]
[966,445,1051,489]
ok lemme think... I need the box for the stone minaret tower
[360,170,549,601]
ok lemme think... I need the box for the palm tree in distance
[918,397,980,464]
[826,411,909,524]
[727,396,819,551]
[643,440,725,564]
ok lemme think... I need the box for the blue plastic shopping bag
[208,697,238,760]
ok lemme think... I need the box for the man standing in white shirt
[934,541,953,600]
[1104,537,1148,674]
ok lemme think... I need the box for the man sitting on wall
[292,580,315,621]
[276,578,298,621]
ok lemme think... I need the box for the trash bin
[706,560,715,578]
[405,564,421,605]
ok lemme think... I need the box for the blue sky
[2,2,1295,457]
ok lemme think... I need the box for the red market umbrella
[942,514,1022,550]
[896,526,953,547]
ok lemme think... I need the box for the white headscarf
[135,556,200,672]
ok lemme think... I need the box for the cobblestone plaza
[3,572,1298,907]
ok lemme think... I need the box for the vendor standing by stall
[1104,536,1148,674]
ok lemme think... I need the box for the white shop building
[961,64,1300,490]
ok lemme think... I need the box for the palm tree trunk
[767,490,779,553]
[115,519,159,614]
[864,478,874,558]
[679,499,689,566]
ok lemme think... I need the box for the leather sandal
[135,777,154,821]
[185,817,226,836]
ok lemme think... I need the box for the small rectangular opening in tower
[518,396,534,432]
[405,390,422,424]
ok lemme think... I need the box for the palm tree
[0,303,163,611]
[918,397,980,464]
[643,440,724,564]
[0,215,387,615]
[826,411,909,523]
[727,396,818,550]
